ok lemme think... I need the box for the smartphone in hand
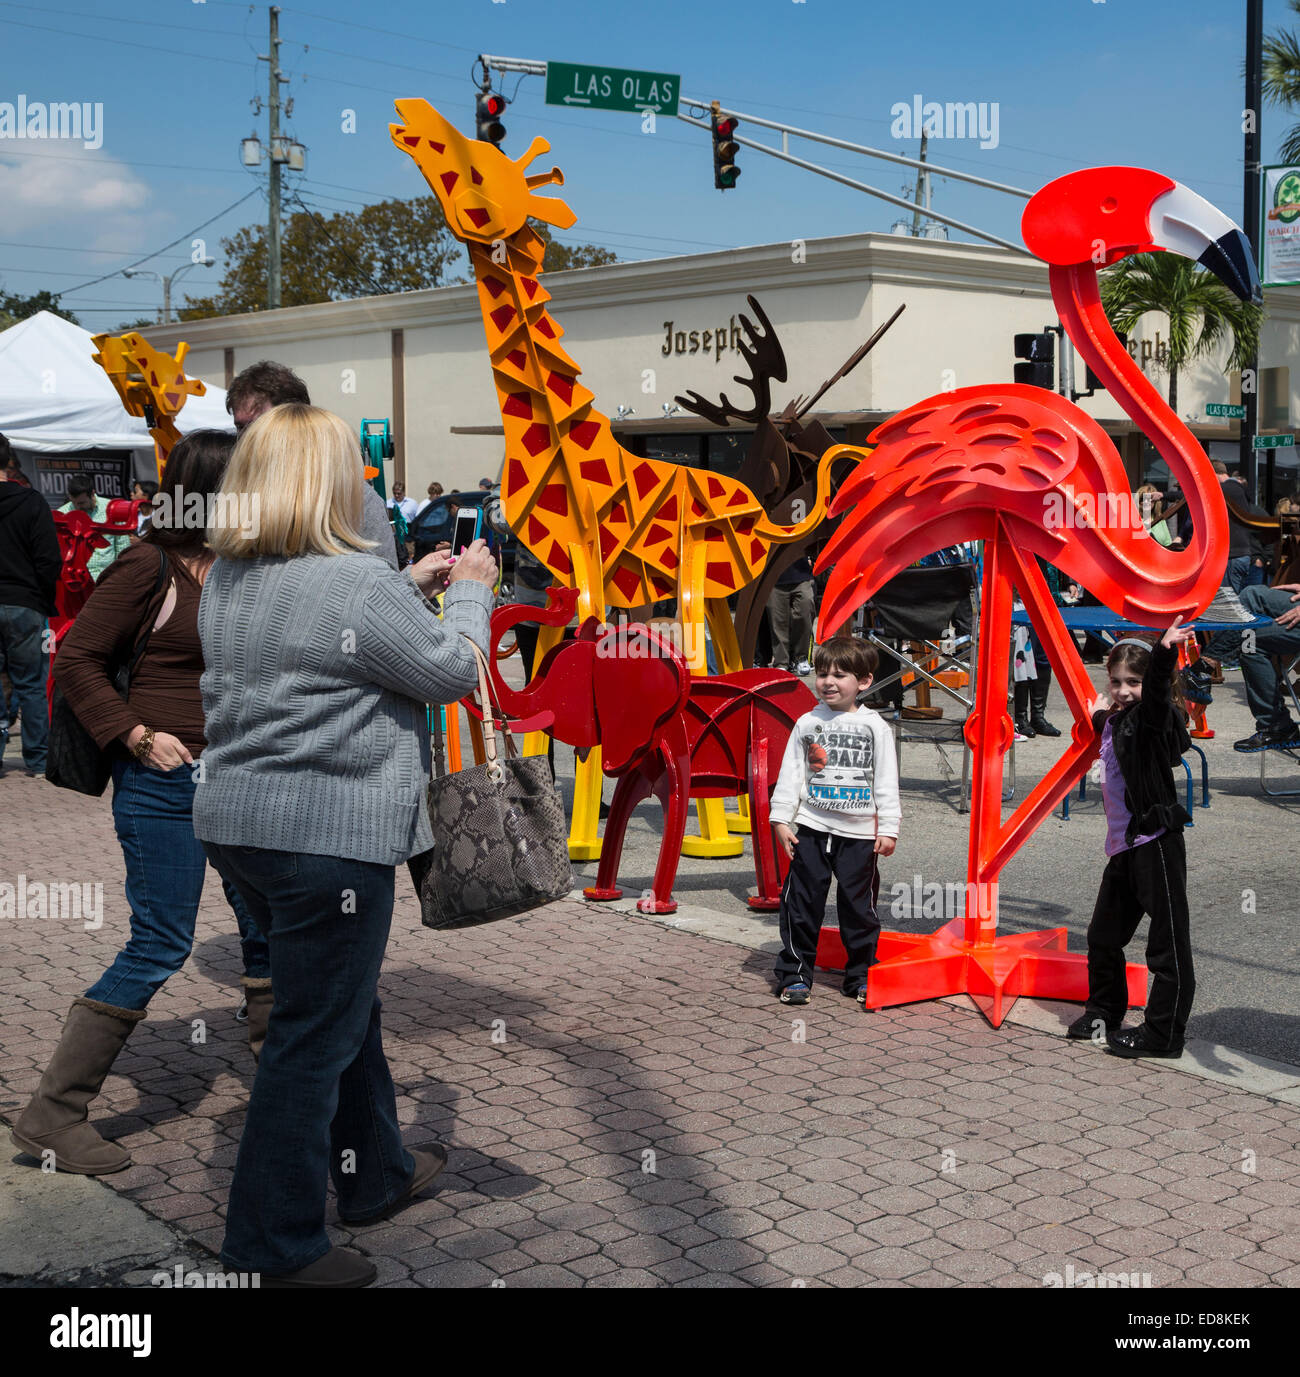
[451,507,484,555]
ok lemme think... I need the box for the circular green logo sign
[1276,171,1300,224]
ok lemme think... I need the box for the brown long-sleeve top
[54,541,209,757]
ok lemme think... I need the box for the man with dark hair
[225,361,398,570]
[58,472,130,581]
[2,437,31,488]
[0,432,61,777]
[224,360,310,429]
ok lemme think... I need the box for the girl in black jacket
[1068,618,1197,1059]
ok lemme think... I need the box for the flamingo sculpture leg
[814,167,1261,1026]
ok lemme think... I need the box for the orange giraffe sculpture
[92,333,207,480]
[390,99,840,859]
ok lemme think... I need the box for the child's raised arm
[1160,614,1196,653]
[1140,615,1194,725]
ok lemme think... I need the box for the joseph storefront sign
[660,316,750,362]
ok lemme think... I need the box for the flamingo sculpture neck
[1052,261,1226,618]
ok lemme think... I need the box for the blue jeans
[1214,584,1300,731]
[203,843,414,1275]
[85,759,270,1010]
[0,605,49,772]
[1227,555,1268,595]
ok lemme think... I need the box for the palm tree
[1264,0,1300,164]
[1099,253,1262,414]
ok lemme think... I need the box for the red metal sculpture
[51,501,142,631]
[485,589,817,913]
[814,168,1260,1025]
[46,501,143,708]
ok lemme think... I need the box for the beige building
[147,231,1299,506]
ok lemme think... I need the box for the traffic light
[711,106,740,190]
[476,89,507,146]
[1013,331,1055,390]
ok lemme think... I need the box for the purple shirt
[1099,719,1166,858]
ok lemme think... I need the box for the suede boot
[1013,681,1034,738]
[10,997,146,1174]
[1029,665,1061,737]
[241,977,273,1064]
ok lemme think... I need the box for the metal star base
[817,920,1149,1028]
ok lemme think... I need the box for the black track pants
[1086,831,1193,1048]
[775,828,881,994]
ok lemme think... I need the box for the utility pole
[1242,0,1263,495]
[910,133,929,236]
[262,6,286,310]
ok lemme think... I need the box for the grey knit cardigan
[194,552,495,866]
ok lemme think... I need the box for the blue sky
[1,0,1296,327]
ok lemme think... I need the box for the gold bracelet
[132,727,155,761]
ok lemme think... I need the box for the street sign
[1252,433,1295,449]
[1206,402,1246,419]
[545,61,680,115]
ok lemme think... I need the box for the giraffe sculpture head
[389,99,577,245]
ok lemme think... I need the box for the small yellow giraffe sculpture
[91,333,207,480]
[390,100,841,861]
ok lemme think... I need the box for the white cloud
[0,141,149,230]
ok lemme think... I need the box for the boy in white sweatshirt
[770,635,900,1005]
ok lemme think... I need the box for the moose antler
[791,303,906,422]
[674,295,788,426]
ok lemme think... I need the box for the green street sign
[1253,433,1295,449]
[545,61,680,115]
[1206,402,1246,419]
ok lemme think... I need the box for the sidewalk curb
[0,1138,214,1289]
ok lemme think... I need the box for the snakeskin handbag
[411,642,572,928]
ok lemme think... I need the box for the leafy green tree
[0,288,79,329]
[180,196,617,319]
[1099,253,1263,413]
[1265,0,1300,164]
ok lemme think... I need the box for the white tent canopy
[0,311,232,453]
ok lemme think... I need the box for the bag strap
[428,640,519,781]
[124,546,170,681]
[468,641,517,778]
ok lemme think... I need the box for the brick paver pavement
[3,771,1299,1288]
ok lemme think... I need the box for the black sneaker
[1106,1024,1184,1059]
[1066,1011,1119,1040]
[778,983,811,1005]
[1235,724,1300,753]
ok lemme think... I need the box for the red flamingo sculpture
[814,168,1261,1026]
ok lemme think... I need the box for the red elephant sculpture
[485,589,817,914]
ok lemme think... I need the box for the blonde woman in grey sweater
[195,404,497,1288]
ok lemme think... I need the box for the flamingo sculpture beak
[1147,181,1263,304]
[1022,168,1262,305]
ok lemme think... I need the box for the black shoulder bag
[46,547,170,797]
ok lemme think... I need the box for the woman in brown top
[11,432,272,1176]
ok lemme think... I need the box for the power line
[58,188,262,297]
[283,191,389,297]
[0,14,252,67]
[0,0,250,40]
[279,5,480,56]
[0,240,202,257]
